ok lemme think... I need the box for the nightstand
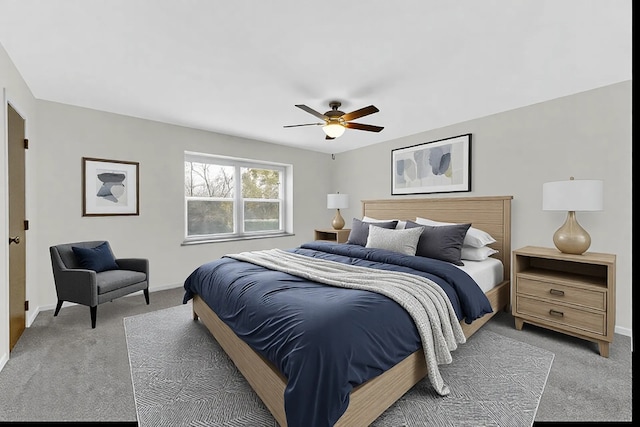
[512,246,616,357]
[314,228,351,243]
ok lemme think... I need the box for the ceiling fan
[284,101,384,139]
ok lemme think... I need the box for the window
[184,152,292,243]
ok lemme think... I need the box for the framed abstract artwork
[391,133,472,195]
[82,157,139,216]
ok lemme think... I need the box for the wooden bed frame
[192,195,513,426]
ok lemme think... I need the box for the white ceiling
[0,0,632,154]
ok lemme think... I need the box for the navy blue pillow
[405,220,471,266]
[72,242,119,272]
[347,218,399,246]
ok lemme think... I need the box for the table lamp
[542,177,603,255]
[327,193,349,230]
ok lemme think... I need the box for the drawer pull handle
[549,309,564,317]
[549,289,565,296]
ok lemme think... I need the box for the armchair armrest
[116,258,149,275]
[53,268,98,306]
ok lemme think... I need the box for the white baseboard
[614,325,632,338]
[26,307,39,327]
[26,283,184,328]
[0,351,8,372]
[23,283,635,340]
[150,282,184,293]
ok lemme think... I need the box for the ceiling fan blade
[345,122,384,132]
[342,105,379,122]
[295,104,328,120]
[283,122,324,128]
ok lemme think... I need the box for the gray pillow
[347,218,399,246]
[405,220,471,265]
[365,225,424,256]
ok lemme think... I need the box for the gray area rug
[125,303,554,427]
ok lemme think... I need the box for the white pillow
[461,245,498,261]
[365,224,423,256]
[363,215,406,229]
[415,217,496,248]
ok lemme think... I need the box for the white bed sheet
[455,257,504,293]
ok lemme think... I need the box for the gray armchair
[49,241,149,328]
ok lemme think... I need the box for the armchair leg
[54,300,63,316]
[90,306,97,329]
[144,288,149,305]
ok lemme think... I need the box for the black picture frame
[391,133,472,195]
[82,157,140,216]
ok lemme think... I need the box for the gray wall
[331,81,632,334]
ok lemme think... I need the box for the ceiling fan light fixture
[285,102,382,138]
[323,123,345,138]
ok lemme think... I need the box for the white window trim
[183,151,293,245]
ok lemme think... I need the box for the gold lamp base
[332,209,345,230]
[553,211,591,255]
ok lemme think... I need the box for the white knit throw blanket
[225,248,466,396]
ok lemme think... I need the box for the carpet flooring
[125,302,554,427]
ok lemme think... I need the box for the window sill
[181,232,295,246]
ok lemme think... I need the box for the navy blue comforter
[183,242,492,427]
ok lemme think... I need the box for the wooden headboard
[361,196,513,280]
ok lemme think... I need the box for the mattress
[457,256,504,293]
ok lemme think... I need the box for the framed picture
[391,133,471,195]
[82,157,139,216]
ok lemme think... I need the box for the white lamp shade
[323,123,346,138]
[327,193,349,209]
[543,179,603,211]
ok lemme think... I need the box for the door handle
[9,236,20,245]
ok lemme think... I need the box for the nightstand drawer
[516,276,605,311]
[515,295,606,336]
